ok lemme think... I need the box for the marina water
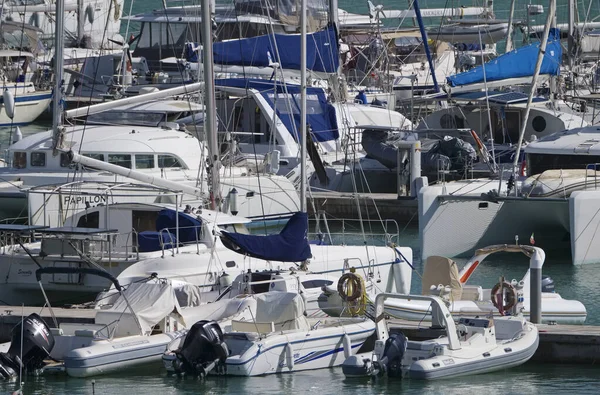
[1,0,600,391]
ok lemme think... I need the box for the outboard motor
[342,332,407,379]
[0,314,54,380]
[171,320,228,377]
[375,333,407,378]
[542,275,555,293]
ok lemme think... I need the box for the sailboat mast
[300,0,307,212]
[510,0,556,182]
[505,0,516,53]
[52,0,65,132]
[201,0,221,209]
[412,0,439,92]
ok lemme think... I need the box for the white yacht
[0,113,299,222]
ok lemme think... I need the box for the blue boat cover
[211,24,339,73]
[215,78,339,142]
[447,28,562,87]
[138,231,177,252]
[155,209,202,243]
[220,212,311,262]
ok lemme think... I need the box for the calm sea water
[2,0,600,392]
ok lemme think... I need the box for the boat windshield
[527,153,600,176]
[85,111,166,127]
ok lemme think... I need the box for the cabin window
[30,152,46,167]
[301,279,333,289]
[83,153,105,161]
[527,153,600,176]
[440,113,456,129]
[13,152,26,169]
[137,23,151,49]
[60,153,71,167]
[158,155,182,168]
[135,154,155,169]
[108,154,132,168]
[77,211,100,228]
[532,116,547,133]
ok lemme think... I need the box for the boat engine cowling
[171,320,228,377]
[374,332,407,378]
[0,314,54,380]
[542,275,555,293]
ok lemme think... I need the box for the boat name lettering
[111,340,150,349]
[64,195,107,205]
[17,269,32,276]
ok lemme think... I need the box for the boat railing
[585,163,600,190]
[309,212,400,247]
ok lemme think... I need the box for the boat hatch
[574,139,600,153]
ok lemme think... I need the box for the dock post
[530,248,545,324]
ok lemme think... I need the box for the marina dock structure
[0,305,598,365]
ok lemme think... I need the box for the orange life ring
[491,281,517,313]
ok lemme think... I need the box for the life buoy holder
[491,281,517,314]
[338,272,363,302]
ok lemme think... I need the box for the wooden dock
[1,306,598,364]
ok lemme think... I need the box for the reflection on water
[3,364,599,395]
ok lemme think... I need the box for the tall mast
[510,0,556,187]
[300,0,307,212]
[567,0,575,70]
[413,0,439,92]
[201,0,221,209]
[52,0,65,133]
[504,0,516,53]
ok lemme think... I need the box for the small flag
[530,232,535,245]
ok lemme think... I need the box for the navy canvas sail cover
[446,28,562,87]
[215,78,339,142]
[220,212,311,262]
[212,24,339,73]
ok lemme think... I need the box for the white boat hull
[55,331,187,378]
[384,295,586,325]
[0,90,52,126]
[405,320,539,379]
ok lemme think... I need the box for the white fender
[285,342,294,369]
[343,334,352,359]
[28,12,41,27]
[3,89,15,120]
[85,4,95,24]
[13,126,23,143]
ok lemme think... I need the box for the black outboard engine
[542,275,555,293]
[374,333,407,378]
[172,320,228,377]
[0,314,54,380]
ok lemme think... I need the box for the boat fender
[2,89,15,120]
[491,281,517,314]
[338,272,363,302]
[285,343,294,369]
[343,334,352,359]
[85,4,95,24]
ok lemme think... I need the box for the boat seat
[461,285,483,301]
[421,256,463,301]
[406,339,442,352]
